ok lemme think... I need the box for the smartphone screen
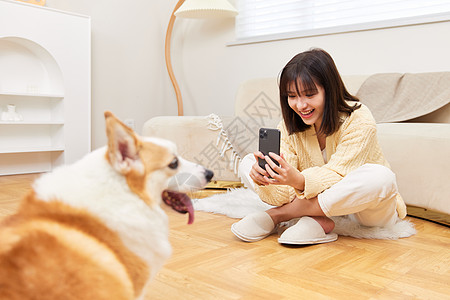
[258,128,281,172]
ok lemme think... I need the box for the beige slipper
[278,216,338,245]
[231,211,277,242]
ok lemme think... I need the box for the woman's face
[286,80,326,131]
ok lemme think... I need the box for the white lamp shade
[175,0,238,19]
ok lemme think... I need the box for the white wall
[45,0,450,148]
[46,0,178,149]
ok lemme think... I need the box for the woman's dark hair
[278,48,360,136]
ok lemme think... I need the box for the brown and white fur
[0,111,213,300]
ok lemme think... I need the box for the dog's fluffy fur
[0,112,212,300]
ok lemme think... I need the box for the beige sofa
[143,74,450,221]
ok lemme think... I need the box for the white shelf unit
[0,92,65,125]
[0,0,91,175]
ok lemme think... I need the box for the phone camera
[259,129,268,139]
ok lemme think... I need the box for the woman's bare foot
[266,196,333,233]
[311,216,335,233]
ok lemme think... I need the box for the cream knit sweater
[255,103,407,219]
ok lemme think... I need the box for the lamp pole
[165,0,185,116]
[164,0,237,116]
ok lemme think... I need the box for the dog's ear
[104,111,144,174]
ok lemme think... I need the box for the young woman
[232,48,407,244]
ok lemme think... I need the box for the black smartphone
[258,128,281,172]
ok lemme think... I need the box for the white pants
[238,154,399,227]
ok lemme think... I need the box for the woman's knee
[238,153,256,190]
[357,164,398,197]
[238,153,253,173]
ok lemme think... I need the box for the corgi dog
[0,111,213,300]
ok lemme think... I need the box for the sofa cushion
[234,77,281,123]
[142,116,239,181]
[377,123,450,215]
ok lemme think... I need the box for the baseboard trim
[407,205,450,227]
[205,180,243,190]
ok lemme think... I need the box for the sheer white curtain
[235,0,450,42]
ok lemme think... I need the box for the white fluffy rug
[193,188,416,239]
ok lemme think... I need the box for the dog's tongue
[162,190,194,224]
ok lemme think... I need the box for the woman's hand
[265,152,303,188]
[250,151,305,190]
[249,151,273,186]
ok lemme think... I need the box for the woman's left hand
[264,152,304,189]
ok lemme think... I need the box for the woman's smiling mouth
[299,109,315,118]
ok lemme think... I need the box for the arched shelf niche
[0,36,64,96]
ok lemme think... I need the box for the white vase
[1,104,23,122]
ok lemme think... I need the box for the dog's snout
[204,169,214,183]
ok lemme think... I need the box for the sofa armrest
[377,123,450,215]
[142,116,240,182]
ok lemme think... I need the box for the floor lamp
[165,0,238,116]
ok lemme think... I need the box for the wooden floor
[1,174,450,299]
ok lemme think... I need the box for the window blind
[235,0,450,42]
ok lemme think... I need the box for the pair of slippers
[231,212,338,245]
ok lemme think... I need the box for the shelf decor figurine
[1,104,23,122]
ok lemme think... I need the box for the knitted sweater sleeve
[300,106,378,199]
[254,122,298,206]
